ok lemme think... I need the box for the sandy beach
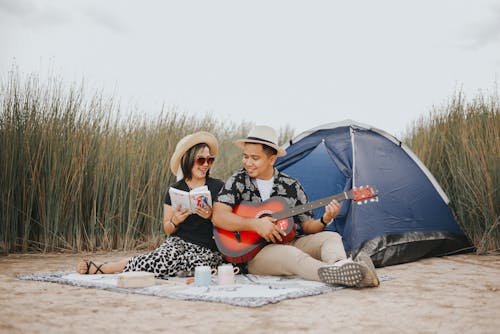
[0,252,498,334]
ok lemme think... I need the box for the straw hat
[170,131,218,180]
[235,125,287,157]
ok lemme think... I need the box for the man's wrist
[320,216,332,226]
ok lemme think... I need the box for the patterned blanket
[18,271,390,307]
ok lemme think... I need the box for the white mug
[194,266,217,287]
[217,264,240,285]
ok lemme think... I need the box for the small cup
[217,264,240,285]
[194,266,217,287]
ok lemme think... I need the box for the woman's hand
[172,204,191,225]
[195,204,213,220]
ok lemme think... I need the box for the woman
[76,131,226,278]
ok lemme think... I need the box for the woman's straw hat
[235,125,287,157]
[170,131,218,180]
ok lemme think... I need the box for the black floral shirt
[216,168,313,233]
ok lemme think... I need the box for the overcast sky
[1,0,499,137]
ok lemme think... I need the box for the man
[212,125,379,288]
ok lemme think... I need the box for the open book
[168,185,212,214]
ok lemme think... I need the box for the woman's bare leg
[76,258,130,274]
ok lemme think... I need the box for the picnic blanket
[17,271,390,307]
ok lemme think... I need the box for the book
[117,272,155,288]
[168,185,212,213]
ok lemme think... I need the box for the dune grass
[0,71,295,253]
[1,70,497,254]
[404,91,499,254]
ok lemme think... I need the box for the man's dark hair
[261,144,278,157]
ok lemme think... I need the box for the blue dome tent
[275,120,471,267]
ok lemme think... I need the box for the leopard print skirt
[123,236,225,279]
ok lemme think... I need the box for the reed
[404,91,500,254]
[7,69,496,255]
[0,70,295,253]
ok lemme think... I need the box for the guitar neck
[272,191,350,220]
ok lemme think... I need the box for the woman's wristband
[169,221,178,228]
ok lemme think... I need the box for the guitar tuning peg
[364,200,368,204]
[357,201,362,206]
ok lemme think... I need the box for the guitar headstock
[349,185,379,205]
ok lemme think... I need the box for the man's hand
[323,199,340,222]
[254,216,287,243]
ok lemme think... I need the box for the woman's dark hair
[180,143,211,180]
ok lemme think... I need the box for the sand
[0,252,499,334]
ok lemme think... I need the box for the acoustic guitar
[213,186,378,263]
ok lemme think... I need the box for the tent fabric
[275,120,471,267]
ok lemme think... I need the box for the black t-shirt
[163,177,224,251]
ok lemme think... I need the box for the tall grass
[11,69,496,255]
[0,70,295,253]
[404,91,500,254]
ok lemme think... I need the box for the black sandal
[83,260,105,274]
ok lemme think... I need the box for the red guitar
[213,186,378,263]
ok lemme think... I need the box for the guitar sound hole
[256,210,273,218]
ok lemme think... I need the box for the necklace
[186,179,205,190]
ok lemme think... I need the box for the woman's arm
[163,203,190,235]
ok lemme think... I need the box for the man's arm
[212,202,258,231]
[212,202,286,243]
[300,199,340,234]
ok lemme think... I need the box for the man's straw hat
[235,125,286,157]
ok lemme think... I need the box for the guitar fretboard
[271,191,351,220]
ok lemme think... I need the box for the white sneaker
[317,258,364,287]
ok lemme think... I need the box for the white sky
[1,0,499,137]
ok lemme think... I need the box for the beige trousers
[247,231,347,281]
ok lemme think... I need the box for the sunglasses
[195,156,215,166]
